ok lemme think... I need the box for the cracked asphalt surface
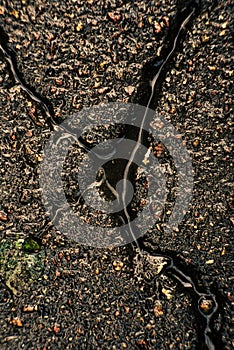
[0,1,233,349]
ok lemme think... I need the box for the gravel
[0,0,233,349]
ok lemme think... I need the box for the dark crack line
[120,6,195,250]
[122,2,220,347]
[0,29,94,155]
[0,32,55,130]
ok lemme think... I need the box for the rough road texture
[0,1,233,349]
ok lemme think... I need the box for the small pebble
[193,139,200,147]
[162,287,173,300]
[11,318,23,327]
[23,305,35,312]
[199,297,215,314]
[0,6,5,15]
[124,86,135,95]
[108,12,122,23]
[113,260,124,271]
[154,302,164,316]
[53,325,60,333]
[76,22,83,32]
[206,259,214,264]
[0,211,8,221]
[154,22,161,34]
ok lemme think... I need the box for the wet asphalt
[0,1,233,349]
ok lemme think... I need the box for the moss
[0,237,45,296]
[22,237,42,252]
